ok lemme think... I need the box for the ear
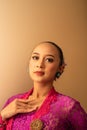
[57,63,66,74]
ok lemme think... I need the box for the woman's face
[29,43,61,83]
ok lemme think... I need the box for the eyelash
[31,56,54,63]
[32,56,39,60]
[46,58,54,63]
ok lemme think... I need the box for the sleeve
[0,97,13,130]
[0,98,12,130]
[0,94,21,130]
[0,115,6,130]
[2,92,25,109]
[68,101,87,130]
[0,92,27,130]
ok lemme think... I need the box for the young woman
[0,41,87,130]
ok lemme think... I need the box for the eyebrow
[32,52,55,58]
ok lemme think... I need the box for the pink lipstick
[34,71,44,76]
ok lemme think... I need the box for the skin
[0,43,64,121]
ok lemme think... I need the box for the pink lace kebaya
[0,87,87,130]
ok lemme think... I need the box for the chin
[30,75,53,83]
[31,77,46,83]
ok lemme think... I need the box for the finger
[17,106,37,113]
[16,99,30,103]
[16,101,37,111]
[16,100,36,108]
[17,98,36,104]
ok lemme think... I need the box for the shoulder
[56,92,77,103]
[54,92,87,129]
[3,91,29,108]
[54,92,87,117]
[56,91,86,113]
[8,91,28,101]
[55,92,80,110]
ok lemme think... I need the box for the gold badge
[30,119,43,130]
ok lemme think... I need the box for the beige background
[0,0,87,111]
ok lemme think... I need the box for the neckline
[21,87,57,119]
[31,87,57,120]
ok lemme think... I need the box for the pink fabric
[32,87,57,120]
[6,88,33,130]
[0,115,5,130]
[6,87,57,129]
[1,87,87,130]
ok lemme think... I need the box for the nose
[36,59,44,68]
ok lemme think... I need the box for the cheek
[29,63,35,79]
[47,64,58,73]
[29,61,34,70]
[29,61,34,75]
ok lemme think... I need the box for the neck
[32,82,53,98]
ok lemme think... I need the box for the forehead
[32,43,59,56]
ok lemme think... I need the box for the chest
[12,104,69,130]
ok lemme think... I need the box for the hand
[0,98,38,121]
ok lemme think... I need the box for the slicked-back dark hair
[41,41,64,66]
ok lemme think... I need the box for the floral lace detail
[20,87,57,120]
[43,113,59,130]
[12,87,58,130]
[32,87,58,120]
[4,87,87,130]
[12,113,33,130]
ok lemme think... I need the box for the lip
[34,71,44,76]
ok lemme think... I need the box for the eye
[32,56,39,60]
[46,58,54,63]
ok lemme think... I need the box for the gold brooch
[30,119,43,130]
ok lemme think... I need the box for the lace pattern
[3,87,87,130]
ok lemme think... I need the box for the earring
[56,72,61,78]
